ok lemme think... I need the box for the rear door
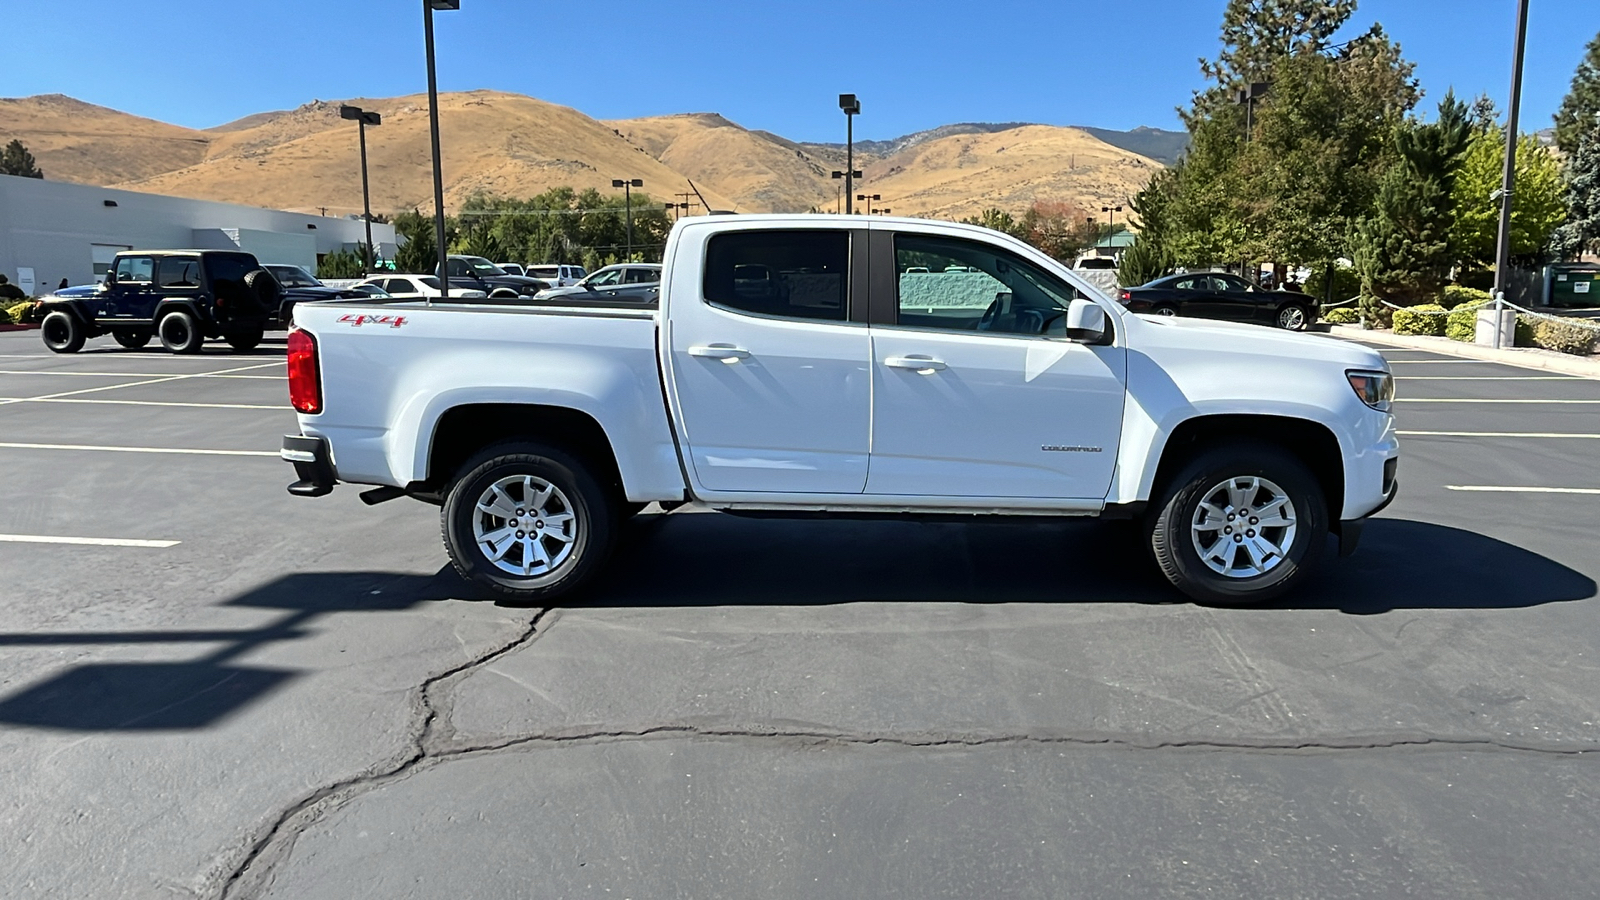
[865,227,1125,500]
[664,225,871,495]
[154,256,202,320]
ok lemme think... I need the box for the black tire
[225,326,264,352]
[40,310,85,354]
[113,330,153,349]
[442,441,617,602]
[158,309,204,354]
[1151,304,1179,317]
[1147,442,1328,606]
[1275,303,1312,331]
[243,269,281,313]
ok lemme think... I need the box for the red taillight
[1119,291,1132,302]
[287,328,322,414]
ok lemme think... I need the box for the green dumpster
[1548,264,1600,309]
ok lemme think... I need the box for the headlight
[1346,370,1394,412]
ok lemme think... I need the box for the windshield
[268,265,321,288]
[463,257,507,277]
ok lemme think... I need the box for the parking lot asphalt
[1,328,1598,899]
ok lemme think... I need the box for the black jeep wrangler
[39,250,282,355]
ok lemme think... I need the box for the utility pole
[612,178,643,260]
[833,93,862,215]
[1492,0,1531,349]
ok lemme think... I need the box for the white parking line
[0,533,180,548]
[1400,431,1600,439]
[1395,375,1582,380]
[0,442,277,457]
[0,362,281,407]
[0,369,284,380]
[1387,360,1509,364]
[1446,486,1600,495]
[1394,398,1600,404]
[0,398,287,410]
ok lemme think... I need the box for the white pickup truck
[281,215,1398,605]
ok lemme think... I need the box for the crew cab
[282,215,1398,605]
[41,250,281,354]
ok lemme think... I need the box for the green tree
[392,209,456,274]
[1450,131,1568,269]
[1189,0,1361,123]
[1117,236,1170,287]
[962,208,1023,238]
[316,249,363,280]
[1550,118,1600,260]
[0,139,43,178]
[1355,95,1473,311]
[1017,200,1096,261]
[1554,32,1600,154]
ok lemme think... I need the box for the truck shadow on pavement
[0,569,466,732]
[0,518,1588,732]
[588,513,1596,615]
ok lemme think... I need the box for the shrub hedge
[1440,285,1492,310]
[1530,319,1600,356]
[1323,307,1359,324]
[1392,303,1448,336]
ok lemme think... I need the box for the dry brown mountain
[1,89,1158,221]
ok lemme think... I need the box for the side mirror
[581,282,596,291]
[1066,298,1107,343]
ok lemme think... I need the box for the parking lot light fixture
[839,94,860,214]
[423,0,458,303]
[857,193,882,215]
[339,105,382,273]
[612,178,644,260]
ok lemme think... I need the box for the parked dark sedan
[1118,272,1315,330]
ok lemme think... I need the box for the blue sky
[4,0,1596,140]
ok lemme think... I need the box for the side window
[702,230,848,322]
[157,258,200,288]
[624,268,656,284]
[1172,278,1196,291]
[892,233,1083,336]
[447,259,470,277]
[387,278,414,294]
[588,269,622,287]
[114,256,155,284]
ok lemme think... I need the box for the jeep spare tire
[243,269,281,313]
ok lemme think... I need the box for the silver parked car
[534,264,661,304]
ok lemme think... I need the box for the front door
[105,255,155,321]
[665,227,870,494]
[866,230,1126,500]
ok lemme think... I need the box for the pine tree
[1550,118,1600,260]
[1189,0,1361,122]
[0,139,43,178]
[1356,96,1473,313]
[1554,32,1600,154]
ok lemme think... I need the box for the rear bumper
[282,434,336,497]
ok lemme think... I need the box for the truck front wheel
[41,311,85,354]
[1147,442,1328,606]
[442,442,617,602]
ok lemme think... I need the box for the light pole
[1101,205,1123,245]
[857,193,882,215]
[612,178,643,260]
[1491,0,1531,348]
[339,105,382,273]
[835,93,861,214]
[1235,81,1270,141]
[423,0,458,302]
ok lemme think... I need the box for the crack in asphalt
[213,606,556,900]
[426,723,1600,760]
[211,602,1598,898]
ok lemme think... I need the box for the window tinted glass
[586,268,622,287]
[624,267,658,284]
[893,234,1083,336]
[703,230,848,321]
[156,257,201,288]
[1172,278,1196,291]
[114,256,154,284]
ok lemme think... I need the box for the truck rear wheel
[442,441,617,602]
[1147,442,1328,606]
[41,311,85,354]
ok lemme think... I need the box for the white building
[0,174,398,294]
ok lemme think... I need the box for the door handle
[688,344,751,362]
[883,355,947,373]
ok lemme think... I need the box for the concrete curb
[0,324,39,333]
[1328,324,1600,381]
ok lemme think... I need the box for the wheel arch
[1147,413,1344,521]
[40,299,99,333]
[423,403,626,501]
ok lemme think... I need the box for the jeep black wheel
[225,326,264,352]
[113,330,153,349]
[442,442,617,603]
[158,310,204,354]
[1147,442,1328,606]
[41,311,85,354]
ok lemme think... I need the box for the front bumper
[1338,457,1399,557]
[282,434,336,497]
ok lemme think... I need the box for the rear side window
[624,268,658,284]
[114,256,155,284]
[157,257,201,288]
[702,230,848,322]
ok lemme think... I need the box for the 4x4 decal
[336,313,407,328]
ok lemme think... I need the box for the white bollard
[1475,307,1517,346]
